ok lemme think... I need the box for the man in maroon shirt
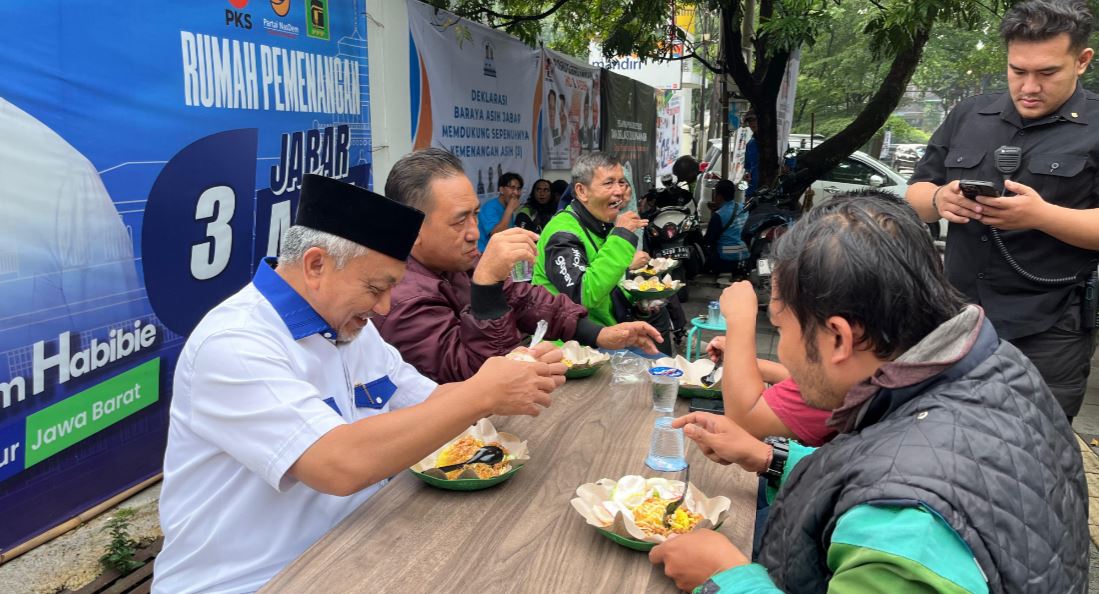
[375,148,662,383]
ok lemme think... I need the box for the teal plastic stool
[686,315,727,360]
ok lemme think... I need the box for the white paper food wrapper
[629,257,677,276]
[654,355,722,387]
[560,340,611,369]
[621,274,685,292]
[411,418,529,479]
[570,475,731,543]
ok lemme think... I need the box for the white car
[808,149,946,242]
[810,149,907,203]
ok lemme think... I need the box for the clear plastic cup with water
[707,301,722,325]
[648,367,682,413]
[645,416,688,472]
[511,260,533,282]
[611,352,648,385]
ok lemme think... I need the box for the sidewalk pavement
[682,279,1099,573]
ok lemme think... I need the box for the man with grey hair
[533,152,675,354]
[905,0,1098,420]
[376,148,662,383]
[154,174,566,592]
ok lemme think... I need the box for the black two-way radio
[985,145,1099,328]
[982,145,1084,286]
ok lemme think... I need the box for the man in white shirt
[153,174,565,593]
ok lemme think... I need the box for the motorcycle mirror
[736,180,750,192]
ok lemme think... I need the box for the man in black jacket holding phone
[906,0,1099,420]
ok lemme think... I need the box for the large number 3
[190,186,235,281]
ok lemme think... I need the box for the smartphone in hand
[958,180,1000,198]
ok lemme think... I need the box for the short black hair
[498,172,523,191]
[386,148,465,213]
[1000,0,1094,52]
[713,180,737,201]
[771,190,967,361]
[550,179,569,199]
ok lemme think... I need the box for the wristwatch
[760,436,790,487]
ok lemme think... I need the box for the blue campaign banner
[0,1,371,552]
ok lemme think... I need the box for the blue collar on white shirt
[253,257,339,341]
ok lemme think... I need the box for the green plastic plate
[596,520,725,552]
[597,528,656,552]
[678,384,721,399]
[409,464,523,491]
[566,363,605,379]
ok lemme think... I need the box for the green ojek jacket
[699,442,989,594]
[532,202,637,328]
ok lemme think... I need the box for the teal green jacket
[699,443,989,593]
[532,203,637,327]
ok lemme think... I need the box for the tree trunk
[718,0,789,190]
[782,26,933,200]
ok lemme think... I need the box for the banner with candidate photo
[601,70,657,207]
[407,0,541,200]
[0,0,370,553]
[655,90,683,179]
[541,49,600,171]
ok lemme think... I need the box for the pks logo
[271,0,290,17]
[226,0,253,29]
[306,0,329,40]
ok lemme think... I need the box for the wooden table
[261,366,758,593]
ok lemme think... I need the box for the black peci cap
[295,174,425,261]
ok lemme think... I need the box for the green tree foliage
[429,0,1018,197]
[913,18,1008,116]
[791,2,893,133]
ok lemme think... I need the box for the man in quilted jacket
[649,191,1087,593]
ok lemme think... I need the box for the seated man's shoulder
[190,288,279,342]
[543,227,582,245]
[388,263,445,304]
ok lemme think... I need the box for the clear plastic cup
[707,301,722,324]
[645,416,688,472]
[648,367,682,413]
[610,352,648,385]
[511,260,533,282]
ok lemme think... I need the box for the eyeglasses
[506,184,523,190]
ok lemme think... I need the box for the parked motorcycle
[641,175,705,303]
[740,180,801,306]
